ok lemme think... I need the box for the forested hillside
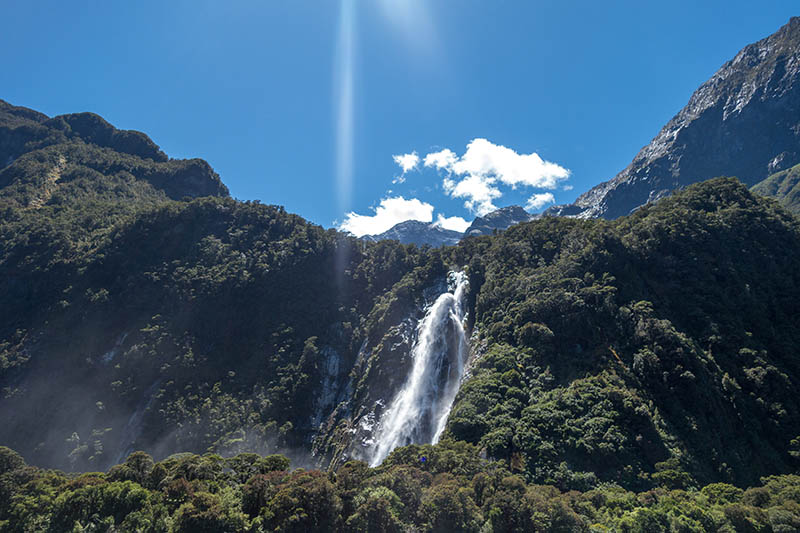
[752,163,800,214]
[0,99,450,472]
[3,444,799,532]
[2,98,800,531]
[449,179,800,490]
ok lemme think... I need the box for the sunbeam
[333,0,358,289]
[334,0,356,215]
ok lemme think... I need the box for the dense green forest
[0,98,448,471]
[310,178,800,493]
[445,178,800,490]
[752,163,800,215]
[2,99,800,530]
[2,444,799,532]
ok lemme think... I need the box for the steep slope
[364,220,462,247]
[463,205,534,237]
[1,99,165,164]
[0,193,445,471]
[752,162,800,214]
[548,17,800,219]
[449,178,800,489]
[2,99,799,496]
[0,100,460,474]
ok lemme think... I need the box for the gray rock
[547,17,800,219]
[363,220,463,247]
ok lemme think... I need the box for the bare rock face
[549,17,800,219]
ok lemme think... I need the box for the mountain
[448,178,800,489]
[364,205,535,247]
[463,205,534,237]
[548,17,800,219]
[363,220,462,247]
[318,178,800,491]
[0,100,449,473]
[2,97,800,529]
[0,99,228,203]
[4,176,800,532]
[4,17,800,531]
[2,98,800,490]
[752,162,800,214]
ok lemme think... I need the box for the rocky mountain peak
[548,17,800,219]
[362,204,538,247]
[363,220,463,247]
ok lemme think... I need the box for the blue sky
[2,1,797,234]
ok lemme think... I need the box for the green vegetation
[0,99,448,471]
[752,163,800,215]
[2,445,799,532]
[448,179,800,490]
[2,99,800,530]
[0,189,445,470]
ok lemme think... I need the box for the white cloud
[392,152,420,184]
[445,174,501,215]
[340,196,434,237]
[424,148,457,171]
[525,192,555,211]
[453,138,569,189]
[434,214,470,233]
[393,152,420,174]
[423,139,569,215]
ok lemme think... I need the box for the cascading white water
[368,271,469,466]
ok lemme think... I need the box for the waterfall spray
[368,271,470,466]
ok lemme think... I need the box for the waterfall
[368,271,470,466]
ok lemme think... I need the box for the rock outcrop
[548,17,800,219]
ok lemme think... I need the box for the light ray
[334,0,356,214]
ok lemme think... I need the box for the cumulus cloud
[392,152,420,183]
[424,148,457,171]
[434,214,470,233]
[424,139,569,215]
[452,138,569,189]
[525,192,555,211]
[340,196,434,237]
[443,174,502,215]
